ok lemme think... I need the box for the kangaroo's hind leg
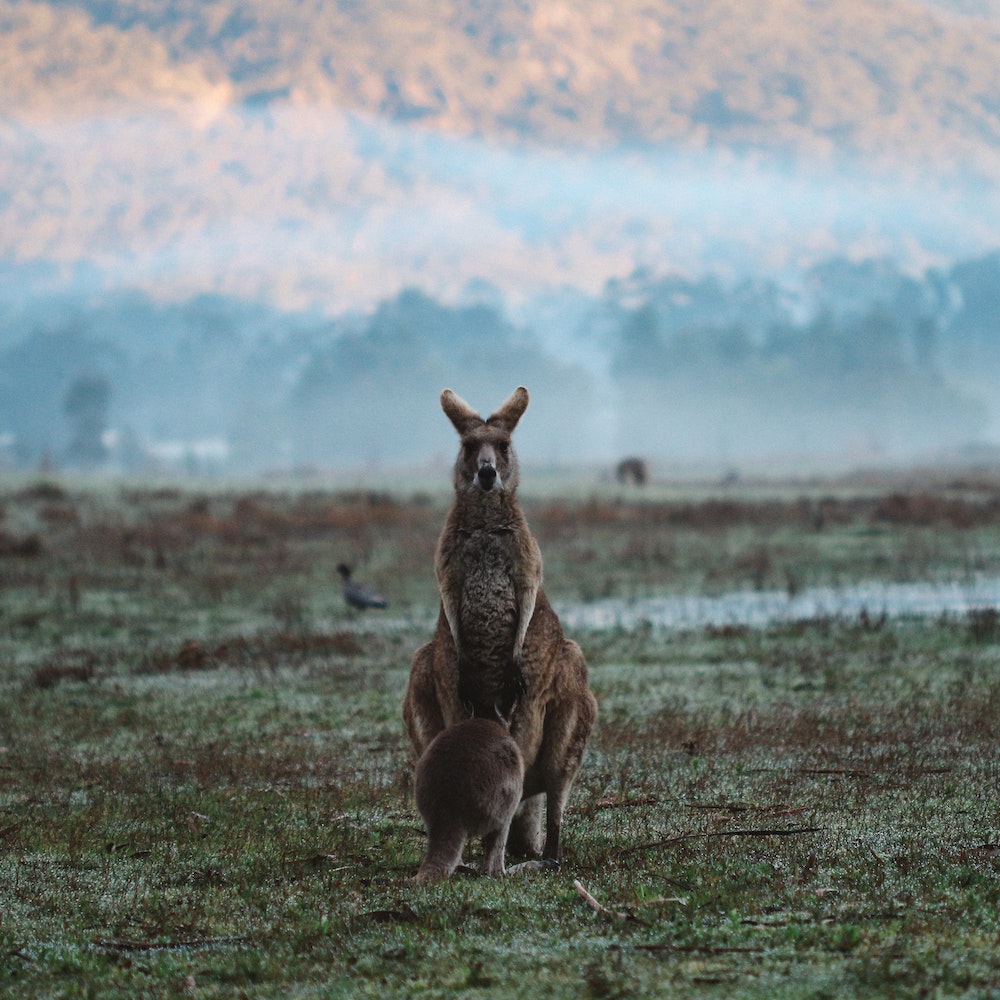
[414,824,467,884]
[480,825,510,878]
[507,794,544,858]
[480,776,522,877]
[538,643,598,862]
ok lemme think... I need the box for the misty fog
[2,107,1000,476]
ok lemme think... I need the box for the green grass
[3,475,1000,997]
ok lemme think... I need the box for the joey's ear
[487,386,529,432]
[441,389,484,435]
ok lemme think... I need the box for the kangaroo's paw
[511,653,527,696]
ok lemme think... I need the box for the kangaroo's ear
[441,389,484,435]
[487,386,529,432]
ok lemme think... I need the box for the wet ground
[554,575,1000,631]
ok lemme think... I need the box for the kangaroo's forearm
[513,584,538,660]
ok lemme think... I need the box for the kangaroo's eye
[497,442,509,457]
[463,442,477,459]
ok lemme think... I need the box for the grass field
[3,471,1000,998]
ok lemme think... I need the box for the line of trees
[611,303,986,461]
[1,253,998,473]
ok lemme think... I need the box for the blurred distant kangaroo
[413,714,524,883]
[403,386,597,862]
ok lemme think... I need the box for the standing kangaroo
[403,386,597,862]
[413,714,524,883]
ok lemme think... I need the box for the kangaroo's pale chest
[456,530,518,658]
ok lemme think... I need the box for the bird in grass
[337,563,389,612]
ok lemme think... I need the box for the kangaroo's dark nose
[477,464,497,489]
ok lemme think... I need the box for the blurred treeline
[1,252,997,473]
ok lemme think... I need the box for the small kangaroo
[403,386,597,862]
[413,714,524,883]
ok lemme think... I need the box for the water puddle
[555,577,1000,632]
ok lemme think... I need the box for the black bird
[337,563,388,611]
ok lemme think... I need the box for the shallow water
[554,576,1000,632]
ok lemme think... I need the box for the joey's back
[414,716,524,882]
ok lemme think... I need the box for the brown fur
[403,387,597,861]
[413,716,524,883]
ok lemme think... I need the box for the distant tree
[610,293,986,462]
[289,288,597,467]
[0,326,126,468]
[63,374,111,468]
[612,303,664,376]
[913,317,939,375]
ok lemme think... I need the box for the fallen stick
[95,935,249,953]
[683,803,809,819]
[798,768,867,777]
[574,880,632,920]
[617,826,822,856]
[634,943,766,955]
[588,796,661,813]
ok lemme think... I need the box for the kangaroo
[403,386,597,862]
[413,714,524,883]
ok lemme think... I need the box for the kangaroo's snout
[476,462,498,490]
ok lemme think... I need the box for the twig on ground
[574,879,642,922]
[683,803,809,820]
[634,943,766,955]
[798,768,867,778]
[869,845,889,865]
[95,936,249,953]
[617,826,823,857]
[588,796,661,813]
